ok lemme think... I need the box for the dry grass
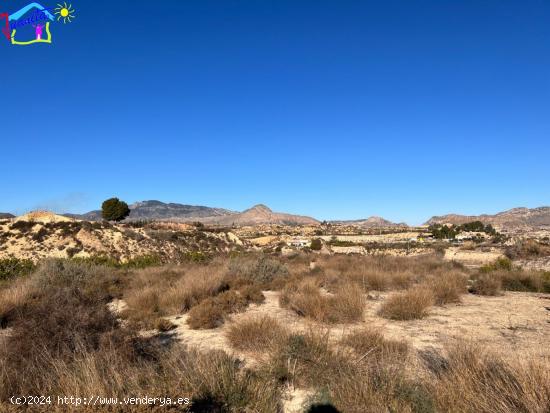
[121,263,228,327]
[226,315,289,352]
[341,328,409,359]
[426,341,550,413]
[280,279,364,323]
[187,289,262,329]
[304,254,466,293]
[498,269,550,293]
[1,254,549,412]
[227,254,289,286]
[378,287,435,320]
[426,271,468,305]
[0,260,281,412]
[470,272,503,296]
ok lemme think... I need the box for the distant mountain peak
[425,206,550,231]
[329,215,403,228]
[245,204,273,213]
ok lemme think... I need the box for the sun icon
[55,2,76,23]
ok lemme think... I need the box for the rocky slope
[65,200,236,222]
[425,207,550,231]
[0,213,245,262]
[197,204,319,226]
[66,202,318,227]
[330,216,405,228]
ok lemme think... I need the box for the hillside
[66,200,237,222]
[330,216,405,228]
[0,213,245,262]
[198,204,319,226]
[425,206,550,231]
[0,213,14,219]
[66,202,318,226]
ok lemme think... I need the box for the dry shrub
[265,330,346,388]
[1,260,281,411]
[313,254,464,293]
[227,254,289,285]
[341,329,409,359]
[186,299,225,329]
[426,271,467,305]
[378,287,434,320]
[470,273,502,296]
[187,290,252,329]
[265,330,428,412]
[155,318,176,332]
[1,340,281,412]
[0,276,34,328]
[122,264,227,327]
[226,315,289,352]
[330,283,365,322]
[238,284,265,304]
[280,279,364,323]
[498,269,550,293]
[427,342,550,413]
[505,239,550,260]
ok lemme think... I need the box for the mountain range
[65,201,318,226]
[425,207,550,230]
[329,216,405,228]
[64,201,236,222]
[4,201,549,230]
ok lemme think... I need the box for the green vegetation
[310,238,323,250]
[101,197,130,222]
[473,257,550,294]
[0,258,35,281]
[429,220,498,240]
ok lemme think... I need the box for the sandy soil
[159,289,549,411]
[444,247,504,267]
[166,290,550,362]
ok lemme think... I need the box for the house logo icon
[9,3,55,45]
[2,2,76,46]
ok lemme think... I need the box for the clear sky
[1,0,549,225]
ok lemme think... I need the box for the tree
[310,238,323,251]
[101,198,130,222]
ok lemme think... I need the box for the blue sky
[1,0,549,225]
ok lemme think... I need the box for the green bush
[0,258,35,281]
[101,198,130,222]
[480,257,513,273]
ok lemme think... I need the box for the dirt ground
[444,247,505,267]
[166,290,550,361]
[160,289,549,412]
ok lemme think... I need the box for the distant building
[288,239,309,248]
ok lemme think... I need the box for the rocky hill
[0,213,14,219]
[330,216,405,228]
[66,200,236,222]
[0,213,245,262]
[198,204,319,226]
[66,202,318,227]
[425,207,550,231]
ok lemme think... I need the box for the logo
[3,2,76,46]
